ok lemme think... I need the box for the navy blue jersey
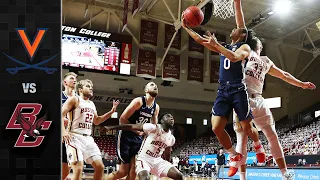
[128,96,156,124]
[62,91,68,104]
[122,96,156,138]
[219,42,246,83]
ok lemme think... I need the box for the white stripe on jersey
[70,96,97,136]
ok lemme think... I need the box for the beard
[149,91,158,97]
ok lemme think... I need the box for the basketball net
[212,0,234,19]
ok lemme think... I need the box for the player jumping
[182,0,265,176]
[234,36,316,180]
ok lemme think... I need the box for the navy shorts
[116,130,143,164]
[212,82,253,121]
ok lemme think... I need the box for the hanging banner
[136,49,156,79]
[164,24,181,50]
[122,0,129,32]
[210,60,220,83]
[162,54,180,81]
[140,20,158,46]
[187,57,204,83]
[132,0,139,17]
[189,30,205,53]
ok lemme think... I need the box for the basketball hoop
[212,0,234,19]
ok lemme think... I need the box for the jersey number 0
[224,58,231,70]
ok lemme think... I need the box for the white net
[212,0,234,19]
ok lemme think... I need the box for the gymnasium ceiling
[63,0,320,52]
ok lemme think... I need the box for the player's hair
[76,79,93,94]
[143,81,154,92]
[243,28,255,44]
[63,72,77,80]
[247,36,261,51]
[159,112,171,123]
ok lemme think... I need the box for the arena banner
[220,167,320,180]
[90,95,134,104]
[132,0,139,17]
[164,24,181,50]
[0,0,61,179]
[140,20,158,46]
[211,33,226,55]
[62,25,132,43]
[122,0,129,32]
[189,153,256,165]
[162,54,180,82]
[210,60,220,83]
[136,49,157,79]
[188,30,205,53]
[187,57,204,83]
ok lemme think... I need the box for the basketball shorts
[62,142,68,163]
[212,83,253,121]
[65,133,101,165]
[116,130,142,164]
[135,156,174,177]
[250,96,274,131]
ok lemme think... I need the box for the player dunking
[182,0,265,176]
[105,113,183,180]
[105,82,160,180]
[62,72,77,180]
[61,79,120,180]
[234,37,316,180]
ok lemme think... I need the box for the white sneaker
[282,172,294,180]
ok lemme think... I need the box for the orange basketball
[184,6,204,27]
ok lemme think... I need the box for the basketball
[183,6,204,27]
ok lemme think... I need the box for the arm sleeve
[143,123,157,134]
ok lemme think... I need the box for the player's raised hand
[181,12,187,28]
[111,100,120,113]
[301,82,316,90]
[203,31,218,47]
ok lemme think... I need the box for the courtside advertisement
[0,0,61,179]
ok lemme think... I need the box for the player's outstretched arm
[151,104,160,124]
[204,31,250,62]
[181,14,220,53]
[93,100,120,125]
[267,61,316,90]
[61,96,78,144]
[234,0,246,29]
[105,124,143,131]
[119,97,142,125]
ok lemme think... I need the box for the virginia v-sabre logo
[4,28,58,74]
[6,103,52,147]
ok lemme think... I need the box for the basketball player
[61,79,120,180]
[234,37,316,180]
[181,0,264,176]
[105,82,160,180]
[105,113,183,180]
[62,72,77,180]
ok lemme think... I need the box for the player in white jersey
[233,37,316,180]
[62,72,77,180]
[61,79,120,180]
[105,113,183,180]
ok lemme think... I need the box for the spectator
[216,148,225,178]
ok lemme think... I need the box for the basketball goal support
[158,0,211,66]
